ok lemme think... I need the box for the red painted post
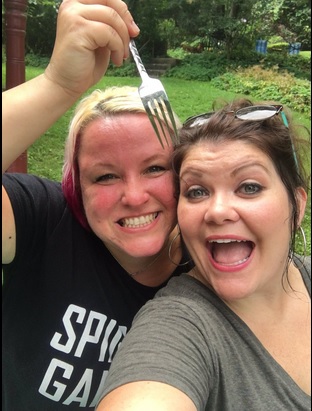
[4,0,28,173]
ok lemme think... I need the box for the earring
[168,229,193,266]
[289,225,308,271]
[297,225,307,258]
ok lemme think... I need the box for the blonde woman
[2,1,191,409]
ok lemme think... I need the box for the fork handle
[129,39,149,80]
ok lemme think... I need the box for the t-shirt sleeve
[98,295,214,411]
[2,173,66,269]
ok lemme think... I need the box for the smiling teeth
[121,213,157,228]
[208,239,247,243]
[219,257,249,266]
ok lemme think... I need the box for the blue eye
[240,183,262,194]
[146,165,166,174]
[185,187,207,199]
[144,165,168,178]
[95,174,117,182]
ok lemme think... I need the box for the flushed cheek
[163,190,178,211]
[145,175,178,214]
[153,174,176,202]
[82,188,120,222]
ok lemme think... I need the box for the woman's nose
[203,194,239,224]
[121,180,150,206]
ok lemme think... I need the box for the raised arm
[2,0,139,264]
[2,0,140,173]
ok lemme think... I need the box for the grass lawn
[3,65,311,254]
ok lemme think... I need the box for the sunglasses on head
[183,104,299,171]
[183,105,289,128]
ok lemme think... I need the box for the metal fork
[129,39,178,148]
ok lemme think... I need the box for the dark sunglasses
[183,105,288,128]
[183,104,299,171]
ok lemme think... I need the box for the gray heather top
[99,256,311,411]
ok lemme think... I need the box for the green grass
[3,65,311,255]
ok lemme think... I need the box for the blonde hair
[62,86,180,228]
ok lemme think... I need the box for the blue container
[255,39,267,54]
[289,42,301,55]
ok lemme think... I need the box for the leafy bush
[267,42,290,53]
[25,53,50,68]
[10,47,311,118]
[166,51,233,81]
[165,49,310,81]
[262,52,311,80]
[211,66,311,116]
[163,49,311,116]
[106,62,138,77]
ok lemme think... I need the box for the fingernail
[132,20,140,33]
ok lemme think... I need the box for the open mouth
[208,239,254,266]
[118,212,158,228]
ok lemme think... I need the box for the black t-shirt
[2,173,192,410]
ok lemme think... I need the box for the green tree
[126,0,170,57]
[275,0,310,49]
[158,0,310,56]
[249,0,310,49]
[8,0,310,59]
[163,0,256,57]
[26,0,60,56]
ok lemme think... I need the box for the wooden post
[4,0,28,173]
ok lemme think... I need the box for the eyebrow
[144,153,170,162]
[230,161,270,176]
[180,161,271,180]
[88,152,170,168]
[180,168,204,180]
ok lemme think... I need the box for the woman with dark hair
[97,99,311,411]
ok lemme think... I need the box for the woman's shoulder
[294,254,311,297]
[147,273,223,323]
[157,273,213,299]
[303,255,311,271]
[294,254,311,277]
[3,172,62,191]
[3,172,65,208]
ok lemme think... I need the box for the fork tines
[129,39,179,148]
[143,92,179,147]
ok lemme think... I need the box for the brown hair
[172,98,310,260]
